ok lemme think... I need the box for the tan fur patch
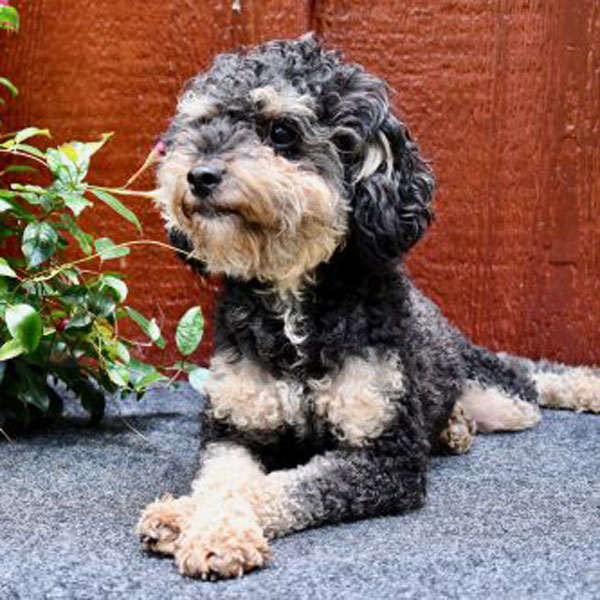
[534,370,600,413]
[175,444,271,578]
[136,494,196,556]
[311,354,402,445]
[355,131,394,182]
[458,381,541,433]
[140,443,298,578]
[205,352,307,434]
[177,93,219,122]
[250,85,316,119]
[189,443,296,538]
[155,144,347,297]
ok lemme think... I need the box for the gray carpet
[1,385,598,600]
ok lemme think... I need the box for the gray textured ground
[1,385,598,600]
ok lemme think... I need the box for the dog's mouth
[182,198,242,221]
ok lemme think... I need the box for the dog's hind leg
[457,380,542,433]
[497,353,600,414]
[534,369,600,412]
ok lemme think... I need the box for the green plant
[0,4,207,431]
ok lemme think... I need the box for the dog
[136,34,599,580]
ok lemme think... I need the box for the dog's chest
[204,351,404,446]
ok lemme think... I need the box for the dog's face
[156,35,434,295]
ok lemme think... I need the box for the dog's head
[156,34,434,295]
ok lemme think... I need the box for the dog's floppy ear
[349,110,435,262]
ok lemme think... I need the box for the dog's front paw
[175,516,270,579]
[136,494,195,556]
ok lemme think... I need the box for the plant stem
[88,185,158,200]
[26,239,183,285]
[0,148,48,168]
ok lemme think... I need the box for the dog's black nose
[187,164,224,198]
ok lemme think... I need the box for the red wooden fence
[2,0,598,366]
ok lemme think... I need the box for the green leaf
[11,183,46,194]
[0,6,20,31]
[0,276,11,300]
[88,289,116,318]
[1,165,38,175]
[95,237,130,260]
[63,136,112,173]
[15,143,45,159]
[74,133,113,160]
[15,127,51,144]
[46,148,79,186]
[0,338,24,361]
[100,276,128,302]
[62,192,93,217]
[21,222,59,267]
[176,306,204,356]
[22,280,56,296]
[60,285,88,305]
[0,77,18,96]
[14,363,49,412]
[106,362,129,387]
[12,191,46,206]
[45,135,112,186]
[65,308,92,330]
[90,189,142,232]
[189,367,210,393]
[0,199,13,213]
[60,214,93,255]
[61,268,80,284]
[111,341,131,364]
[5,304,43,352]
[0,258,17,278]
[126,360,167,388]
[124,306,165,348]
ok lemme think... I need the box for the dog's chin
[182,198,243,222]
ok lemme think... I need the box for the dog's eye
[269,120,298,148]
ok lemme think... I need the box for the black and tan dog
[136,34,599,580]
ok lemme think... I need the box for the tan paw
[440,401,477,454]
[175,517,270,580]
[136,494,195,556]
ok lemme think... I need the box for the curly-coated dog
[136,34,599,580]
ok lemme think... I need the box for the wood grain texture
[1,0,598,365]
[315,0,599,365]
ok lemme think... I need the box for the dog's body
[137,35,599,579]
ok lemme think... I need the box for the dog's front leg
[262,448,427,539]
[174,443,426,579]
[139,437,427,579]
[138,441,273,579]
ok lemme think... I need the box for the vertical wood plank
[314,0,600,365]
